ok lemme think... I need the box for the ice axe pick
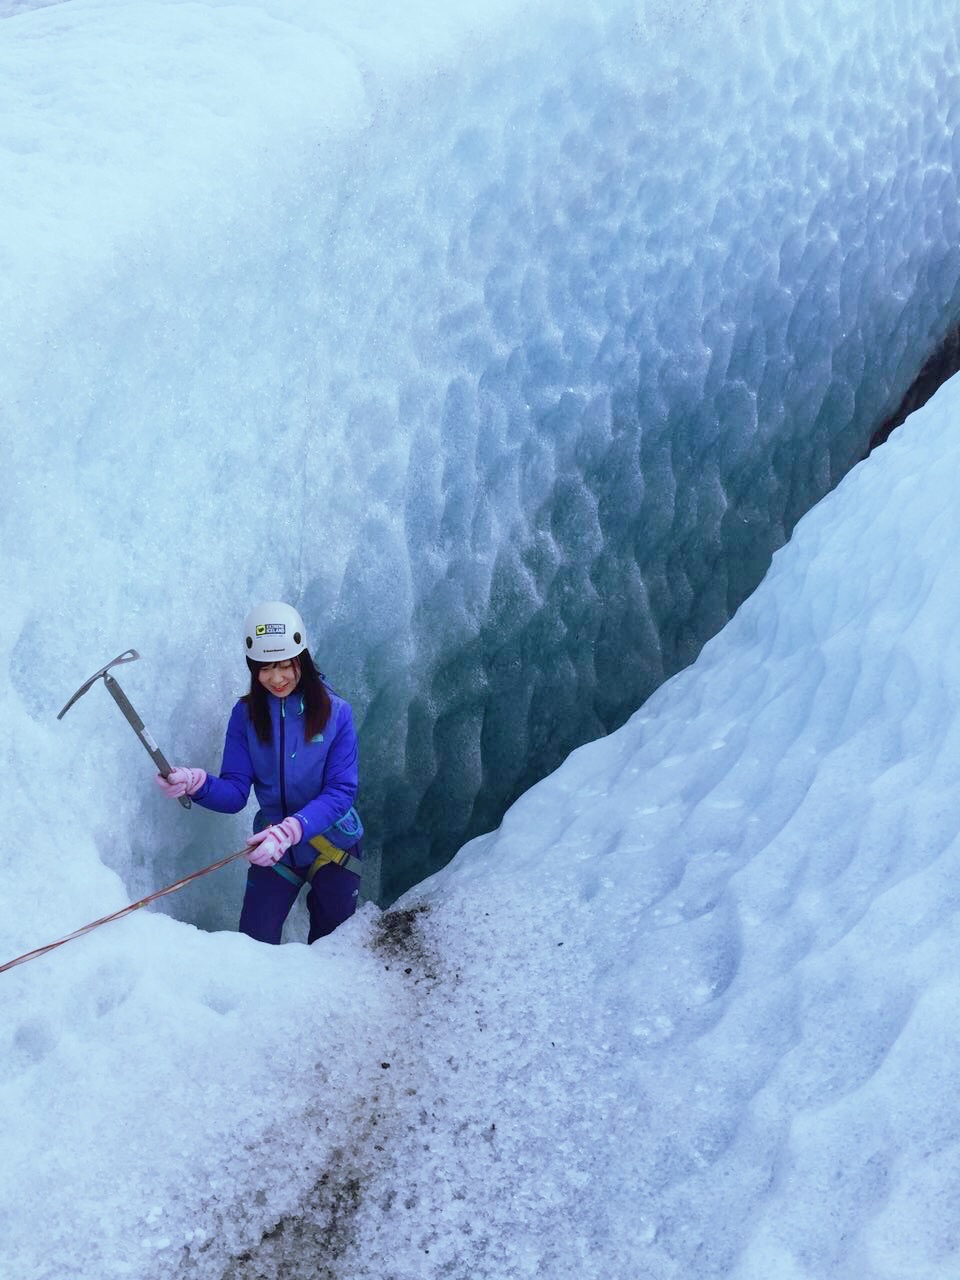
[57,649,191,809]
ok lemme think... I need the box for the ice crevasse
[2,0,960,1276]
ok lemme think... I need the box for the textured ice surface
[7,368,960,1279]
[222,372,960,1280]
[4,4,960,1272]
[0,0,68,13]
[1,0,959,910]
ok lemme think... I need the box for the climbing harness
[0,844,252,975]
[307,831,363,878]
[272,831,363,888]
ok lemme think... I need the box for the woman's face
[258,659,300,699]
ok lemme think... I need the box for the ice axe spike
[57,649,191,810]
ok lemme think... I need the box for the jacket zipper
[279,698,288,818]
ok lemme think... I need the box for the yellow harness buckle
[307,833,363,880]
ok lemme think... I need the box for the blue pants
[238,850,361,945]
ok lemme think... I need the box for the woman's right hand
[245,817,303,866]
[155,766,206,798]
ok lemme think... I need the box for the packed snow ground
[3,0,960,1276]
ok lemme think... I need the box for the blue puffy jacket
[191,689,363,870]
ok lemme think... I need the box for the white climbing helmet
[243,601,307,662]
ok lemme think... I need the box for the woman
[156,601,364,944]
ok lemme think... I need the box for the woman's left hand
[246,816,303,866]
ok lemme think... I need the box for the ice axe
[57,649,191,809]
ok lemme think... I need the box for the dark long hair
[243,648,332,744]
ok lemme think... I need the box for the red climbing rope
[0,845,253,975]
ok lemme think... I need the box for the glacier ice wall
[304,369,960,1280]
[295,0,960,902]
[1,0,959,913]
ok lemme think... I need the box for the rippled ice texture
[3,3,960,1271]
[5,325,960,1279]
[318,372,960,1280]
[1,0,958,909]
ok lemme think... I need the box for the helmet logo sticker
[255,623,286,636]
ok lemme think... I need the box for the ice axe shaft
[103,672,190,809]
[57,649,191,810]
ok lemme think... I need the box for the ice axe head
[57,649,191,809]
[57,649,140,720]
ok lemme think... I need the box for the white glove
[246,816,303,867]
[155,766,207,798]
